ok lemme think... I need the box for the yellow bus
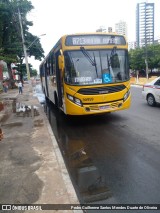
[40,33,131,115]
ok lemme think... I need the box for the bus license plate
[99,105,110,110]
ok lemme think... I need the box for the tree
[0,0,44,83]
[145,44,160,72]
[129,43,160,75]
[15,62,37,79]
[30,68,37,77]
[129,47,145,71]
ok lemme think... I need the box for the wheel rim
[148,96,154,105]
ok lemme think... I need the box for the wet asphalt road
[44,85,160,212]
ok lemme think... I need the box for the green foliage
[145,44,160,70]
[0,0,44,78]
[129,47,145,70]
[129,44,160,71]
[30,69,37,77]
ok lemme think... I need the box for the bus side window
[47,57,52,76]
[46,61,49,76]
[52,54,56,75]
[44,62,47,76]
[51,54,56,84]
[40,66,44,77]
[49,57,52,76]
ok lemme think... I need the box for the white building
[128,41,137,50]
[96,26,106,32]
[136,1,154,47]
[115,20,128,38]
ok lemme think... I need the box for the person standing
[18,81,23,94]
[2,81,8,93]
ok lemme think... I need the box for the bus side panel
[43,51,64,109]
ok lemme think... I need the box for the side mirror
[58,55,64,70]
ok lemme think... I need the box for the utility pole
[145,37,149,80]
[18,8,31,83]
[145,58,149,80]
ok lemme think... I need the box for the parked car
[142,77,160,106]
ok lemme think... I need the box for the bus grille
[110,102,121,108]
[86,101,122,111]
[89,105,99,110]
[77,85,126,95]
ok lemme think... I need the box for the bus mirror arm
[58,55,64,70]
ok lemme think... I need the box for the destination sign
[66,35,126,46]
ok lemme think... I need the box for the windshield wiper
[107,54,111,76]
[80,46,98,77]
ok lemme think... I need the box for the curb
[43,112,83,213]
[131,83,143,86]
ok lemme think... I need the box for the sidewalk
[0,85,81,213]
[130,76,158,86]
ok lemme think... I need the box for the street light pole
[18,8,31,82]
[27,34,46,50]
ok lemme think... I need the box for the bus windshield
[64,49,129,85]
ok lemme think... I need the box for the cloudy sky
[28,0,160,70]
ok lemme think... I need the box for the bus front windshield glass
[64,49,129,85]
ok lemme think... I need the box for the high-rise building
[108,27,112,33]
[128,41,137,50]
[136,1,154,47]
[115,20,128,38]
[96,26,106,32]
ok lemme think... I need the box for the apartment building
[136,1,154,47]
[115,20,128,38]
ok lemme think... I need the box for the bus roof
[40,32,127,68]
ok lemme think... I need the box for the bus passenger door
[55,51,63,108]
[44,62,49,97]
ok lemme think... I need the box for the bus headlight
[67,94,74,101]
[67,94,83,107]
[123,90,130,101]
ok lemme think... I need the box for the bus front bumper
[65,95,131,115]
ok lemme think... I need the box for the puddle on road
[33,84,46,105]
[45,101,112,203]
[64,140,112,203]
